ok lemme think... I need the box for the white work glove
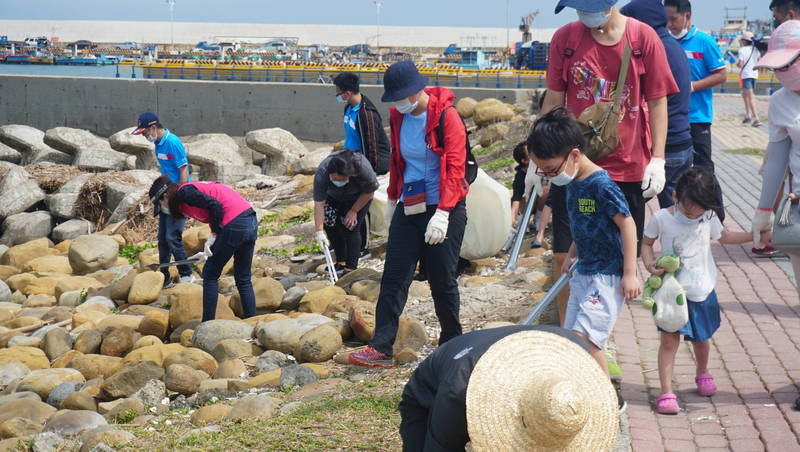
[425,209,450,245]
[315,230,330,248]
[524,160,543,199]
[203,234,216,258]
[189,252,207,265]
[641,157,666,199]
[385,200,397,229]
[752,209,774,249]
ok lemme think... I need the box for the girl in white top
[737,31,762,126]
[642,167,755,415]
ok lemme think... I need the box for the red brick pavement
[615,204,800,452]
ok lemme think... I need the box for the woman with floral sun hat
[750,19,800,412]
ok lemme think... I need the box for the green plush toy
[642,254,689,333]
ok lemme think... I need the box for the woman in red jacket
[149,176,257,323]
[350,61,469,367]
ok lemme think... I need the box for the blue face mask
[673,208,703,225]
[576,9,611,29]
[330,178,348,187]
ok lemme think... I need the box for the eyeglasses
[535,154,571,177]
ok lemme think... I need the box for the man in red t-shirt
[537,0,678,326]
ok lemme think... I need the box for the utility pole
[166,0,176,46]
[374,0,383,61]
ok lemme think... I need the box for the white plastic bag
[370,170,511,260]
[651,274,689,333]
[461,169,512,260]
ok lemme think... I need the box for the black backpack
[436,106,478,185]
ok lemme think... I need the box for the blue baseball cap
[381,60,428,103]
[131,112,159,135]
[555,0,618,14]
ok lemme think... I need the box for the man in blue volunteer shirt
[131,112,193,286]
[621,0,693,210]
[665,0,728,221]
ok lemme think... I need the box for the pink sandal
[656,393,680,414]
[695,373,717,397]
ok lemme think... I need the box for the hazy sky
[0,0,775,30]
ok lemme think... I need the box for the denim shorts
[742,78,756,90]
[564,271,624,349]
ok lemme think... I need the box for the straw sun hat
[466,330,619,452]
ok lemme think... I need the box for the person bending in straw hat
[399,325,619,452]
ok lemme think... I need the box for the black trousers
[323,197,370,270]
[399,401,467,452]
[550,180,646,256]
[370,201,467,356]
[690,123,727,222]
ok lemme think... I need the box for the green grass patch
[504,179,514,189]
[121,390,403,452]
[260,248,291,258]
[725,147,765,156]
[473,142,502,156]
[485,157,515,170]
[119,243,157,264]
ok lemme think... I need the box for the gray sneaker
[179,275,196,284]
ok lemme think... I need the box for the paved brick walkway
[614,96,800,452]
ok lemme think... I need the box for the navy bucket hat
[555,0,618,14]
[381,60,428,103]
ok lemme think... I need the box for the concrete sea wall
[0,75,532,142]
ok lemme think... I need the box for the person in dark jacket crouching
[399,325,619,451]
[349,61,469,367]
[313,150,379,276]
[149,176,257,322]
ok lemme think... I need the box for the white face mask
[549,155,578,186]
[330,178,348,187]
[146,135,157,143]
[335,94,348,105]
[160,204,171,215]
[395,98,419,114]
[576,9,611,29]
[669,27,689,40]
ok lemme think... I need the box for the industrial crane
[519,10,540,43]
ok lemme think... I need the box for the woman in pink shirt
[149,176,257,322]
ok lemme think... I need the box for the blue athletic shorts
[742,78,756,90]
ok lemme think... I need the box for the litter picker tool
[520,260,578,326]
[322,243,339,284]
[505,186,538,272]
[158,257,201,269]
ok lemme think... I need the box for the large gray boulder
[201,164,260,185]
[0,125,72,165]
[191,320,253,354]
[245,128,308,176]
[122,170,161,186]
[68,234,119,274]
[292,148,329,175]
[45,174,93,220]
[73,148,128,172]
[0,124,47,151]
[0,142,21,164]
[107,188,148,224]
[46,193,79,220]
[43,127,112,156]
[0,165,46,220]
[108,127,157,170]
[52,219,94,242]
[106,181,144,211]
[0,211,53,246]
[186,134,245,167]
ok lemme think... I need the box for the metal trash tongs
[504,185,539,272]
[520,260,578,325]
[321,243,339,284]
